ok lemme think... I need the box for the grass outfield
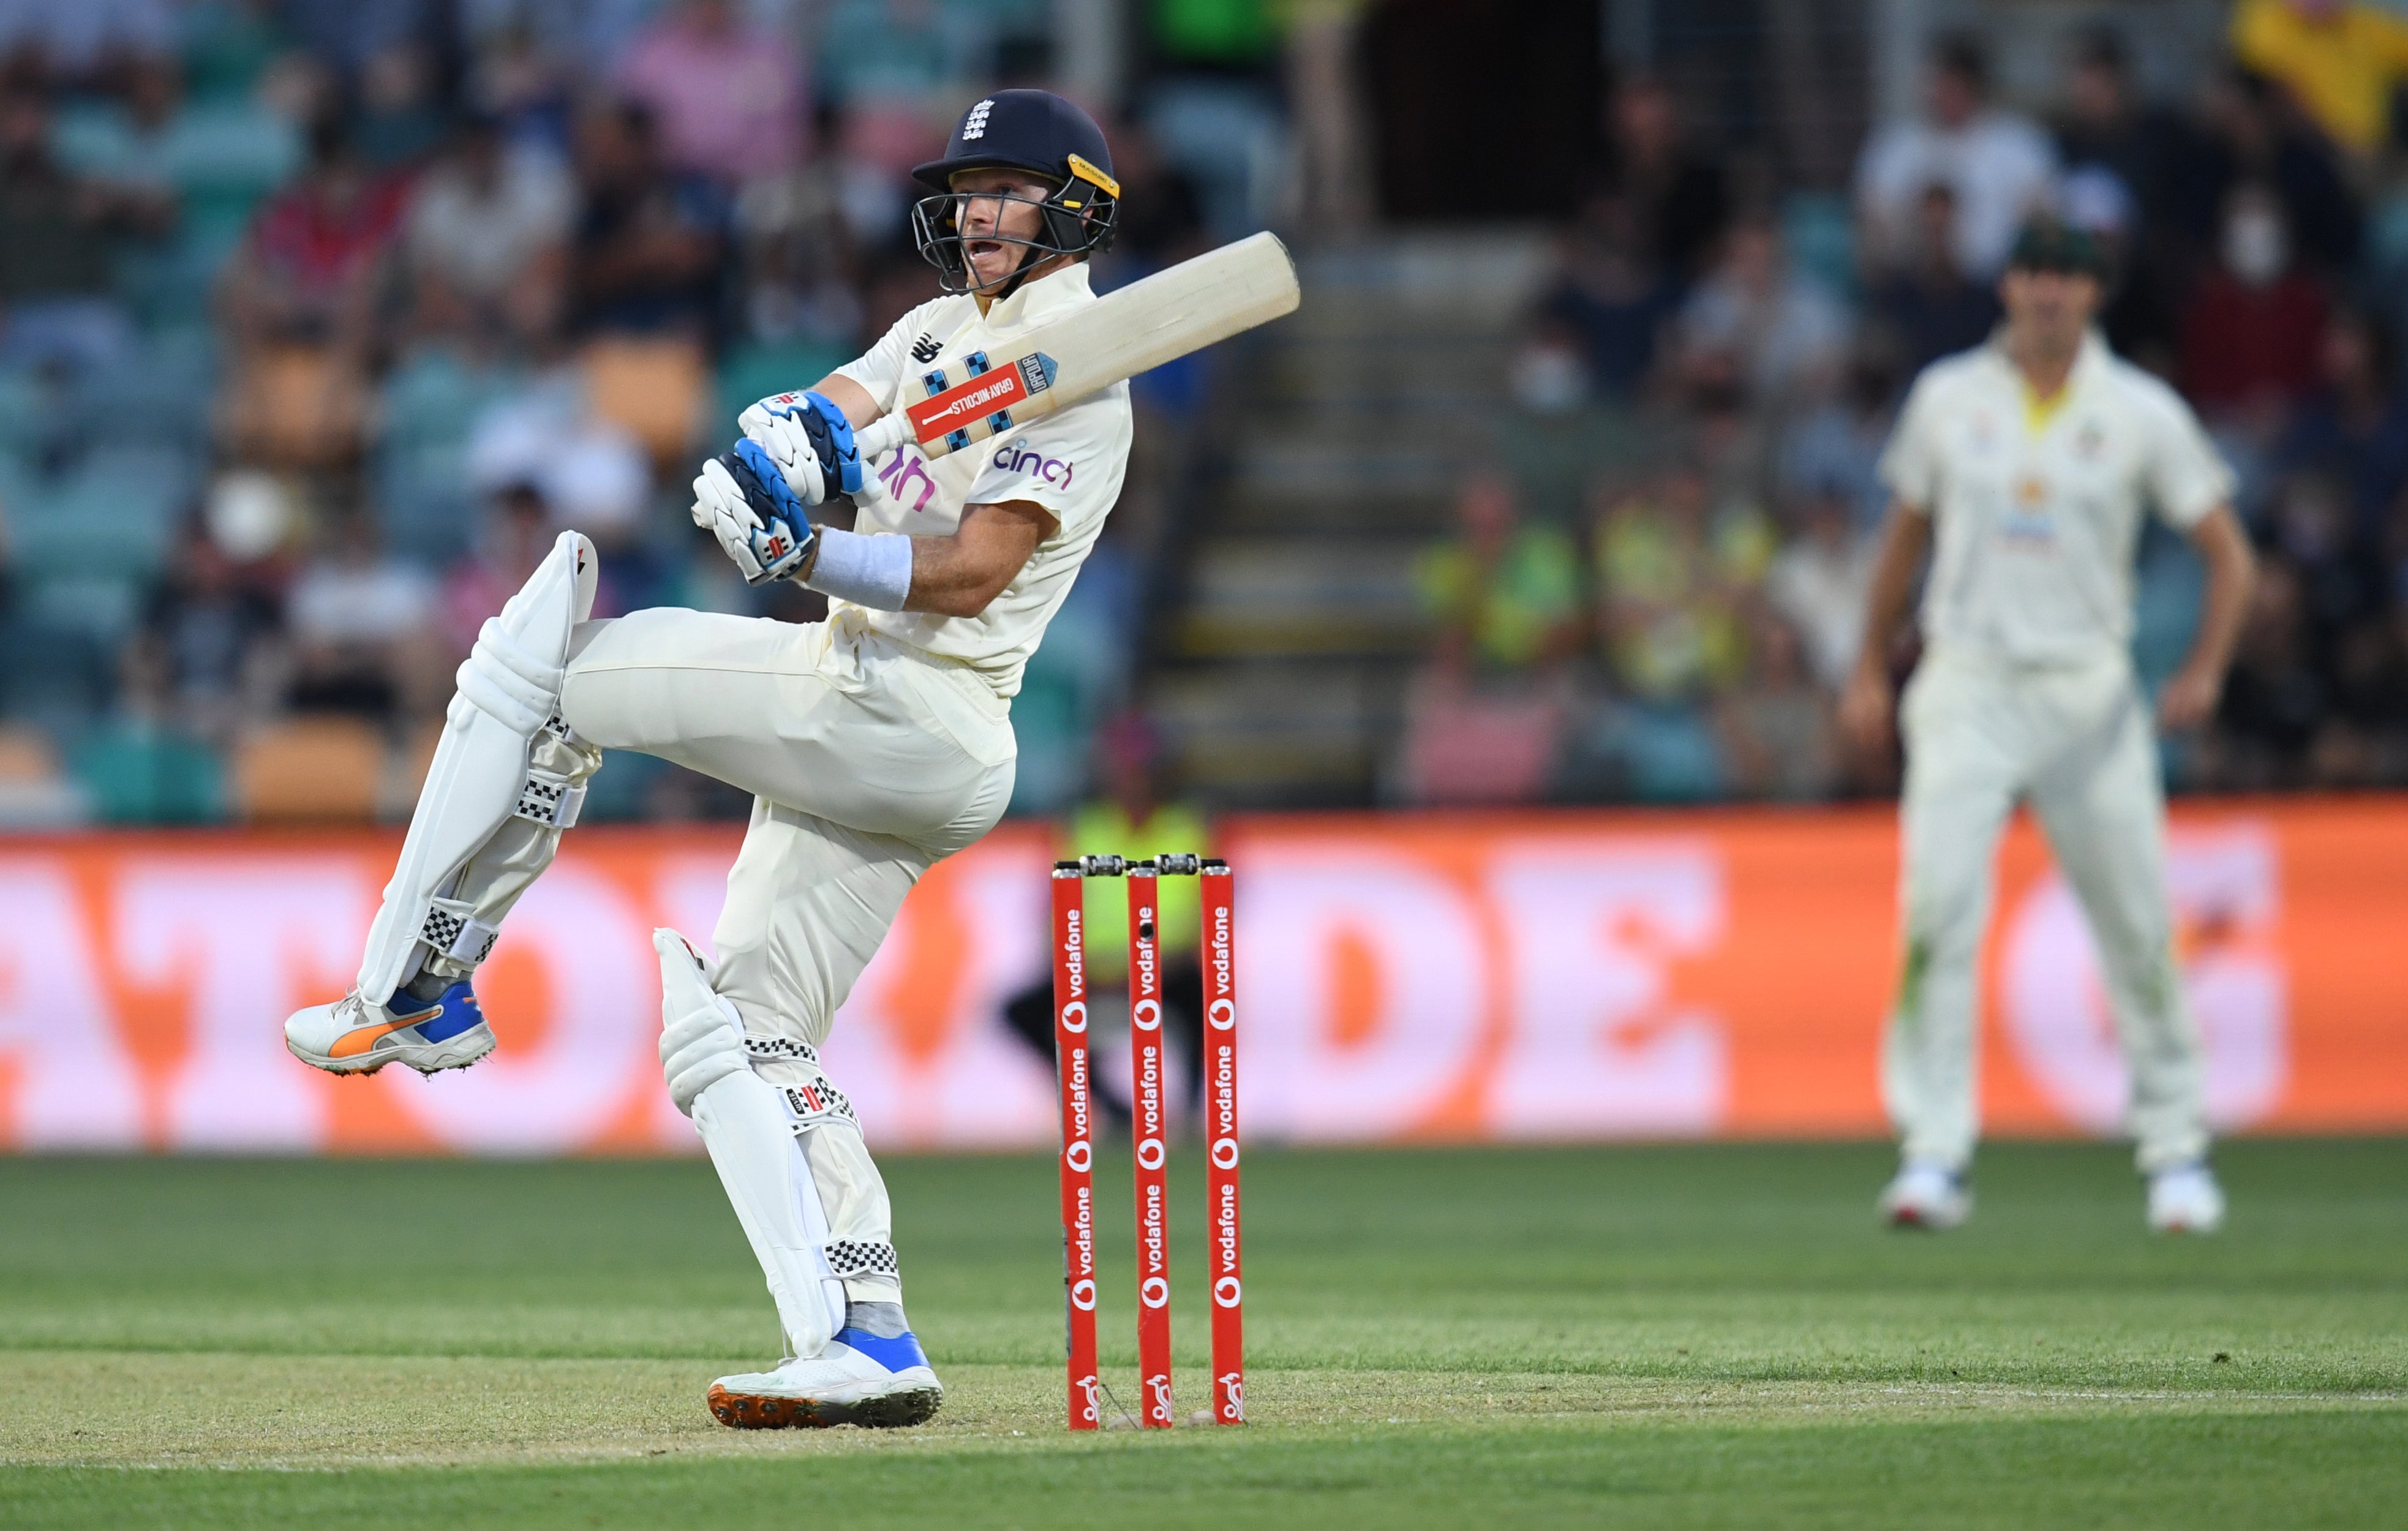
[2,1140,2403,1527]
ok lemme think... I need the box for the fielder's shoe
[706,1327,943,1430]
[1879,1160,1971,1230]
[2146,1162,2226,1234]
[284,982,495,1076]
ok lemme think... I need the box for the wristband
[802,527,914,611]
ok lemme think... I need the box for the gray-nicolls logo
[961,99,993,140]
[909,333,940,364]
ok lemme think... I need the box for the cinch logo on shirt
[992,439,1075,488]
[877,447,938,513]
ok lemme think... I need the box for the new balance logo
[909,333,941,364]
[961,99,993,141]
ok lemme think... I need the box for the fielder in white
[285,90,1134,1427]
[1840,220,2257,1235]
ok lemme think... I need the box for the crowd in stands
[1413,6,2408,805]
[0,0,1246,826]
[5,0,2407,826]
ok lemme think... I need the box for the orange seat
[231,717,386,822]
[217,345,371,469]
[582,336,707,467]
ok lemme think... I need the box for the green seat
[714,344,850,438]
[72,720,225,824]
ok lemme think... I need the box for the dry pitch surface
[2,1142,2403,1527]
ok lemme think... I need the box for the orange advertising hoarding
[1,799,2402,1154]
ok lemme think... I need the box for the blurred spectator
[2052,28,2195,366]
[2315,607,2408,783]
[0,89,166,374]
[2180,183,2328,418]
[732,157,858,348]
[2271,310,2408,544]
[440,478,555,656]
[405,110,573,346]
[1856,33,2056,280]
[2268,471,2372,634]
[1282,0,1374,238]
[1102,119,1208,270]
[219,113,408,358]
[128,515,287,746]
[1765,486,1876,691]
[2211,557,2325,786]
[285,507,439,719]
[2053,26,2194,236]
[1000,712,1210,1123]
[1675,216,1848,407]
[1537,194,1680,401]
[2192,64,2361,277]
[1777,348,1900,532]
[1590,75,1729,283]
[354,41,447,168]
[617,0,807,184]
[568,99,729,340]
[1142,0,1287,238]
[2230,0,2408,160]
[1412,475,1583,674]
[1718,612,1837,800]
[0,1,175,83]
[1592,465,1755,704]
[1863,182,2000,376]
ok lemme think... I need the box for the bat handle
[855,413,911,460]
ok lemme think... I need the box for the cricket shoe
[706,1328,943,1430]
[284,983,495,1076]
[1879,1160,1971,1230]
[2146,1162,2226,1234]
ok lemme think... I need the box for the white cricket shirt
[835,261,1133,698]
[1878,331,2233,666]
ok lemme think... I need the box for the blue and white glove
[692,439,816,586]
[737,389,863,505]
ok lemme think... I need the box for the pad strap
[778,1080,857,1129]
[825,1239,900,1282]
[420,898,500,967]
[514,766,586,827]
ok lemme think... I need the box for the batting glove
[737,389,863,504]
[692,439,817,586]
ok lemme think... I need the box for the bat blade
[860,231,1298,462]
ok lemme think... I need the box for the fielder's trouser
[451,606,1017,1303]
[1884,647,2207,1175]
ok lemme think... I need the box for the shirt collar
[1984,326,2110,390]
[976,260,1092,333]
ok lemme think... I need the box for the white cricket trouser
[454,604,1017,1300]
[1884,645,2207,1175]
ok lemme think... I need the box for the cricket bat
[852,230,1298,465]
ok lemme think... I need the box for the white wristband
[802,527,914,611]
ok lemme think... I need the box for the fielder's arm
[2156,506,2256,731]
[1838,501,1932,751]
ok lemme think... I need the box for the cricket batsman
[284,90,1133,1427]
[1840,219,2257,1235]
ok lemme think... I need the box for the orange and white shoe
[707,1327,943,1430]
[284,983,495,1076]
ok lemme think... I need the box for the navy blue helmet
[909,89,1119,295]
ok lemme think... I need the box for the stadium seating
[217,345,372,469]
[229,717,386,822]
[581,337,706,468]
[0,722,87,826]
[71,719,224,824]
[713,342,849,437]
